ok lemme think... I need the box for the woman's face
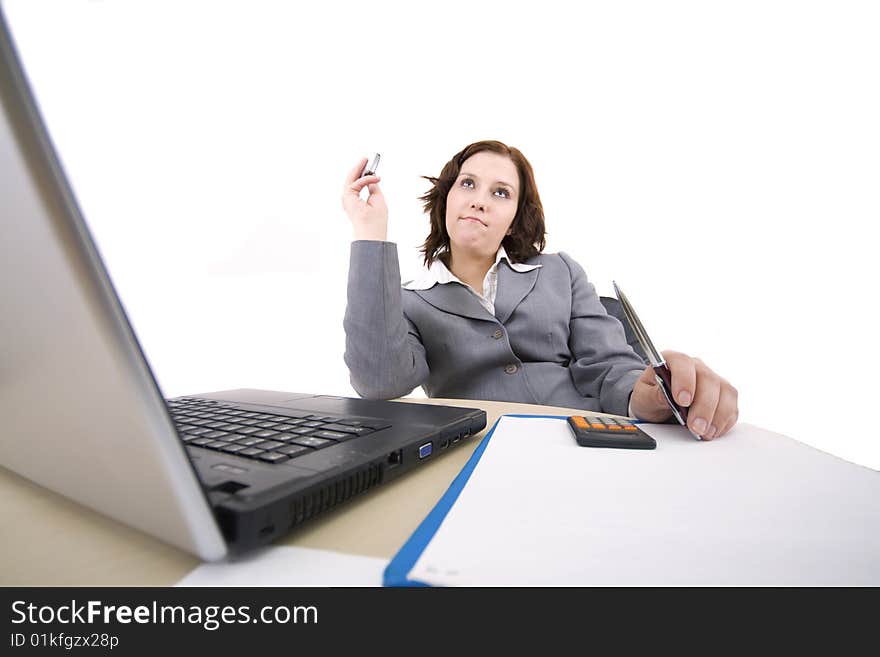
[444,151,520,260]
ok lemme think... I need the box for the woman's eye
[495,188,510,198]
[461,178,474,188]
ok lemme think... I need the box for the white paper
[408,417,880,586]
[176,546,387,587]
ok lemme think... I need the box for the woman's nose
[471,198,486,211]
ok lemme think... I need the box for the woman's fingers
[341,158,389,241]
[345,157,368,185]
[663,351,697,408]
[343,158,381,197]
[662,351,738,439]
[709,380,739,438]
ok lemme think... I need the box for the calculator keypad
[571,416,639,432]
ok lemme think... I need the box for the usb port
[418,442,433,459]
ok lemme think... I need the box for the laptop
[0,9,486,560]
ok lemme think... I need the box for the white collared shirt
[402,246,541,316]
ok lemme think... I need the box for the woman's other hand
[341,157,388,241]
[630,350,739,439]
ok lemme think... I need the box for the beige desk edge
[0,398,621,586]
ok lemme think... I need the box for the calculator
[566,416,656,450]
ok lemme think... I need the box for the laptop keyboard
[166,397,390,465]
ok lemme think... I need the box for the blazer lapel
[494,262,540,324]
[413,283,497,323]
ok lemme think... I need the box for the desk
[0,398,613,586]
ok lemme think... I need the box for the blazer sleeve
[559,251,646,416]
[343,240,430,400]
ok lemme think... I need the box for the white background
[5,0,879,468]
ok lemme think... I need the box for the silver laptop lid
[0,7,226,560]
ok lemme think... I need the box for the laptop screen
[0,7,227,560]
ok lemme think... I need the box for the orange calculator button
[623,426,638,431]
[572,416,589,429]
[607,425,622,430]
[590,423,605,429]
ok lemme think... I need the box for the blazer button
[492,328,504,339]
[504,363,519,375]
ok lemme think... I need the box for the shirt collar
[403,246,541,291]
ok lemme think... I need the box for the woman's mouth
[460,216,487,227]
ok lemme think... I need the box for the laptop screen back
[0,7,226,560]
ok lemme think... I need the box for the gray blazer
[343,241,646,416]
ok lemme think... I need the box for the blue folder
[383,414,568,587]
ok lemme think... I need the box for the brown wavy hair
[418,140,546,267]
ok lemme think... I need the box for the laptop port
[440,438,449,449]
[418,442,433,459]
[451,434,461,444]
[387,449,403,468]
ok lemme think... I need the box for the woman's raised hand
[341,157,388,241]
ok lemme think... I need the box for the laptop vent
[289,462,383,528]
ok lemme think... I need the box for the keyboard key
[232,427,261,436]
[312,430,350,441]
[322,424,373,436]
[273,421,305,429]
[238,447,265,457]
[236,437,267,447]
[254,430,280,439]
[300,421,324,428]
[203,431,232,439]
[258,452,289,464]
[258,440,285,450]
[277,445,310,457]
[291,427,317,435]
[218,423,246,432]
[220,444,247,454]
[335,419,368,427]
[290,436,333,449]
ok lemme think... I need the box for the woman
[341,140,738,439]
